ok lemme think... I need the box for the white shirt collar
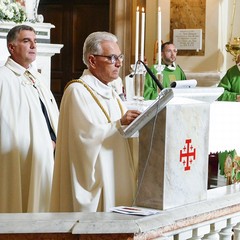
[81,69,114,99]
[6,57,39,76]
[5,57,27,76]
[163,61,176,71]
[5,57,41,86]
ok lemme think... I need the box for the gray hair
[83,31,118,67]
[7,25,36,44]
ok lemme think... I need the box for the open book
[121,88,174,138]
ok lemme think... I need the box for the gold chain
[65,79,124,123]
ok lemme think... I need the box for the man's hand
[120,110,141,125]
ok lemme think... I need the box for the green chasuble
[218,65,240,101]
[143,64,186,100]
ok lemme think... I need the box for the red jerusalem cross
[180,139,196,171]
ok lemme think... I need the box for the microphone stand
[133,60,164,91]
[129,62,146,111]
[128,60,164,110]
[153,64,164,91]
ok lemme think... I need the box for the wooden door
[38,0,110,105]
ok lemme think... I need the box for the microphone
[138,60,164,90]
[129,60,164,90]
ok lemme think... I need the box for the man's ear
[8,43,15,54]
[89,55,96,68]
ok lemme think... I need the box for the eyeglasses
[93,54,124,64]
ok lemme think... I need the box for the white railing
[1,185,240,240]
[132,184,240,240]
[154,216,240,239]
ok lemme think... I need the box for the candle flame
[158,6,161,12]
[137,6,139,11]
[142,7,145,13]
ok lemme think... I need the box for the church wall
[145,0,218,73]
[131,0,240,79]
[178,0,239,75]
[173,0,219,72]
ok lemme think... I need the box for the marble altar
[124,88,223,210]
[124,71,222,101]
[135,96,210,210]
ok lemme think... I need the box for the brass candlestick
[226,37,240,62]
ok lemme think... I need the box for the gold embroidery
[65,79,124,123]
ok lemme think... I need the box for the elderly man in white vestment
[50,31,141,212]
[0,25,59,213]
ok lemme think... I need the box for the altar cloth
[209,101,240,154]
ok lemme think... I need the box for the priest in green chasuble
[218,55,240,101]
[144,42,186,100]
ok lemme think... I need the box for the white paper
[110,206,161,216]
[170,79,197,88]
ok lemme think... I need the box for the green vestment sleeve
[218,65,240,101]
[143,66,159,100]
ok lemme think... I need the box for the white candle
[158,6,161,65]
[135,6,140,64]
[140,7,145,62]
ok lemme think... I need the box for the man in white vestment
[0,25,59,213]
[50,31,141,212]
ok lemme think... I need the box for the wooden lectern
[123,87,224,210]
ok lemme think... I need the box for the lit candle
[135,6,140,64]
[140,7,145,62]
[158,6,161,66]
